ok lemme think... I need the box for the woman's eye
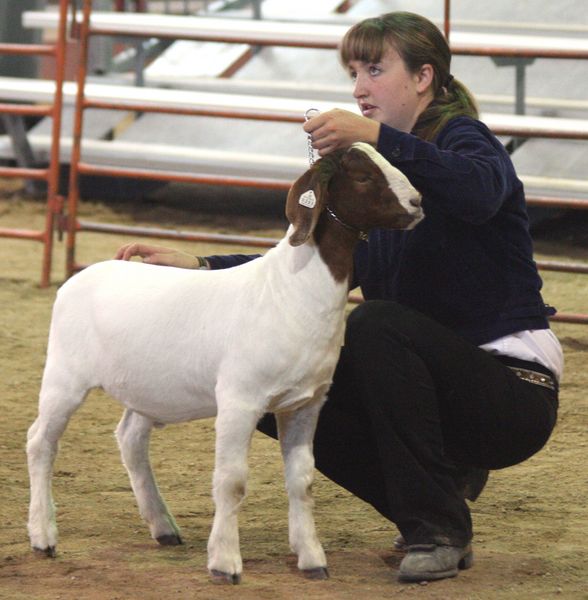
[369,65,382,76]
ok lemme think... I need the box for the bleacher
[4,2,585,203]
[0,0,587,298]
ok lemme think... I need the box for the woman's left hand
[303,109,380,156]
[114,242,201,269]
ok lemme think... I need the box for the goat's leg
[277,400,328,579]
[115,409,182,545]
[27,378,87,556]
[207,403,261,584]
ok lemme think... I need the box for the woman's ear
[415,63,435,94]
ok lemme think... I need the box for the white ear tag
[298,189,317,209]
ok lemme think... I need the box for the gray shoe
[398,543,474,582]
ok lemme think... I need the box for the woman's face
[347,44,434,133]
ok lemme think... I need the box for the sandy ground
[1,181,587,600]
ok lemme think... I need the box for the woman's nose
[353,74,366,98]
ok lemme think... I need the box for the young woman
[116,12,563,583]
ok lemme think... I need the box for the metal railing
[0,0,69,287]
[52,0,588,324]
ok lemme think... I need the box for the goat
[27,142,423,584]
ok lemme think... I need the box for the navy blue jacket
[208,116,555,346]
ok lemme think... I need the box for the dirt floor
[1,179,587,600]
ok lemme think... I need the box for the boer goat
[27,142,423,584]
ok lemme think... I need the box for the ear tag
[298,189,317,209]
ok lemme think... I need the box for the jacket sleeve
[377,117,517,224]
[206,253,261,269]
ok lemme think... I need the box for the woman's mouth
[360,103,377,117]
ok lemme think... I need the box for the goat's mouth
[390,210,424,230]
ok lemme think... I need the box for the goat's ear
[285,167,326,246]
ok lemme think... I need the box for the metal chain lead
[304,108,321,166]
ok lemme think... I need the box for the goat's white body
[28,231,346,579]
[46,234,345,422]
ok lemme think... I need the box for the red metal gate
[0,0,69,287]
[48,0,588,324]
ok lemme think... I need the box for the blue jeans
[259,300,558,546]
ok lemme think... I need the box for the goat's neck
[261,213,358,319]
[260,222,354,323]
[313,211,360,283]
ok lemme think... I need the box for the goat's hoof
[33,546,56,558]
[209,569,241,585]
[156,533,183,546]
[302,567,329,580]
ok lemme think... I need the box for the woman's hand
[303,108,380,156]
[114,242,202,269]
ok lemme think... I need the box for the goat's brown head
[286,142,424,246]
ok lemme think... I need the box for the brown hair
[340,12,478,141]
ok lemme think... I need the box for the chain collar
[325,206,369,241]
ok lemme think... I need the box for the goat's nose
[410,195,421,208]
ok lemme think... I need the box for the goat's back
[45,248,347,422]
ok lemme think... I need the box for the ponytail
[413,78,479,142]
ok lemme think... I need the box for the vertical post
[66,0,92,278]
[251,0,262,56]
[509,61,528,152]
[515,62,526,116]
[88,0,112,74]
[443,0,451,41]
[40,0,69,287]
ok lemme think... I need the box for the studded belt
[508,366,557,392]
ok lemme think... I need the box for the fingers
[114,242,145,261]
[302,112,323,135]
[302,109,354,155]
[303,114,336,156]
[114,243,200,269]
[302,108,379,156]
[113,242,139,261]
[114,243,171,262]
[302,111,329,143]
[314,140,338,157]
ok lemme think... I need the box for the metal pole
[444,0,451,40]
[66,0,93,279]
[40,0,69,287]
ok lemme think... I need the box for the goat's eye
[353,175,371,184]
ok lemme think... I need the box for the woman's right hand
[114,242,203,269]
[303,108,380,156]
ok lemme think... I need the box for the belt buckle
[509,366,556,392]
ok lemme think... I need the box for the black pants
[258,301,558,546]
